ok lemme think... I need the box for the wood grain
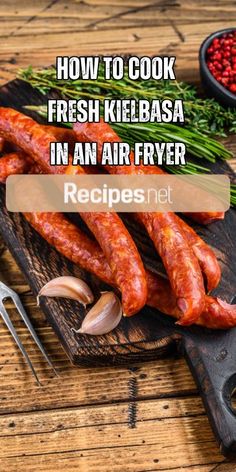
[0,1,236,471]
[0,399,223,471]
[0,84,236,464]
[0,2,235,85]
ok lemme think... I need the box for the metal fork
[0,281,58,386]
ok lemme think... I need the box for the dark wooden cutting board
[0,78,236,455]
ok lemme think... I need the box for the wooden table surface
[0,1,236,471]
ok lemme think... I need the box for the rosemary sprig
[19,64,236,207]
[25,104,232,163]
[25,104,236,207]
[113,122,231,162]
[19,65,236,136]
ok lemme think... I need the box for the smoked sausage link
[0,151,232,330]
[1,148,221,292]
[0,108,147,316]
[176,216,221,292]
[0,152,32,183]
[41,125,76,155]
[24,212,114,284]
[186,212,224,224]
[0,113,232,328]
[146,270,236,330]
[24,212,236,330]
[74,119,205,325]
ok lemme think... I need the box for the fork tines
[0,281,58,385]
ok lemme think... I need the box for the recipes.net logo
[64,182,173,209]
[6,174,229,213]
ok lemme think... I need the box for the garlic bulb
[38,276,94,306]
[76,292,122,335]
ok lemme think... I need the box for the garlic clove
[38,276,94,306]
[76,291,122,335]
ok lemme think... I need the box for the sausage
[25,211,236,330]
[77,211,148,316]
[137,212,205,325]
[0,112,85,174]
[0,136,4,153]
[74,119,205,325]
[2,116,220,233]
[0,152,32,183]
[0,108,66,174]
[176,216,221,291]
[146,270,236,330]
[71,122,223,224]
[134,212,220,293]
[24,212,114,285]
[0,146,220,293]
[0,110,227,324]
[197,297,236,329]
[0,152,231,329]
[41,125,76,155]
[0,108,147,316]
[186,212,224,224]
[2,148,217,312]
[2,150,221,292]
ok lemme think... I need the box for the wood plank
[0,398,223,471]
[0,60,234,460]
[0,241,197,413]
[211,463,236,472]
[0,451,220,472]
[1,20,236,85]
[0,397,206,435]
[0,2,235,470]
[0,0,235,36]
[0,325,196,413]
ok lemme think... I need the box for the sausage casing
[0,152,231,330]
[25,212,236,330]
[146,270,236,329]
[176,216,221,292]
[0,152,32,183]
[0,108,147,316]
[1,147,221,293]
[74,120,206,325]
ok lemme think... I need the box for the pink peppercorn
[206,31,236,93]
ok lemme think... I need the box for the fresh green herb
[19,65,236,206]
[25,105,236,206]
[112,122,231,162]
[24,104,232,163]
[19,64,236,136]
